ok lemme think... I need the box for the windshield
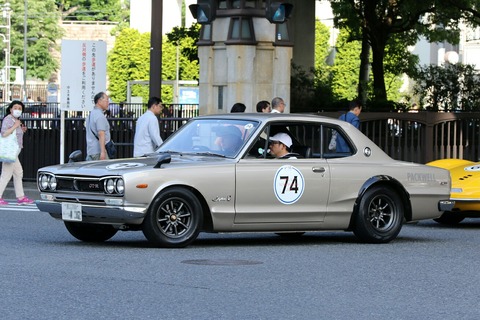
[158,119,260,158]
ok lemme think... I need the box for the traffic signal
[266,1,293,24]
[189,1,216,25]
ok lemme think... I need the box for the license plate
[62,203,82,221]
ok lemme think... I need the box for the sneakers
[0,198,8,205]
[17,196,34,205]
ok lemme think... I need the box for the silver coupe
[36,113,454,247]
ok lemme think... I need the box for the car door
[234,122,330,224]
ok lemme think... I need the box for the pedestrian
[230,103,246,113]
[0,100,34,205]
[271,97,286,113]
[86,92,113,161]
[256,100,271,113]
[134,97,164,157]
[335,99,362,152]
[268,133,297,159]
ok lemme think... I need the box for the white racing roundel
[273,165,305,204]
[106,163,147,170]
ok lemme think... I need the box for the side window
[323,126,354,158]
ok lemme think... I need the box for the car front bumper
[36,200,147,225]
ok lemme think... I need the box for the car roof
[195,112,346,125]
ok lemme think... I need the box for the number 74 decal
[273,165,305,204]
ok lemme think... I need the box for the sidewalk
[3,181,39,201]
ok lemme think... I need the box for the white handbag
[0,133,19,163]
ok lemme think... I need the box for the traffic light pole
[149,0,162,98]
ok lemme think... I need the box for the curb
[3,181,39,201]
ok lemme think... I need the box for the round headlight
[39,174,49,190]
[49,176,57,191]
[106,179,115,194]
[116,179,124,194]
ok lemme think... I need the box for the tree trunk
[358,30,370,107]
[370,36,388,102]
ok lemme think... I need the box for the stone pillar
[198,15,293,114]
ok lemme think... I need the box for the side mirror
[68,150,83,163]
[154,154,172,168]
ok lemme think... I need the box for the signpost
[59,40,107,163]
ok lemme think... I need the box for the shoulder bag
[89,114,116,159]
[0,133,20,163]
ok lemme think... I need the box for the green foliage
[0,0,63,81]
[57,0,127,22]
[413,63,480,111]
[107,28,150,103]
[331,28,361,101]
[328,0,463,101]
[107,26,200,103]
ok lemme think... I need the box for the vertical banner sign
[60,40,107,111]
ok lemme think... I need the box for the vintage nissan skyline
[36,113,454,247]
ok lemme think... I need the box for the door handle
[312,167,325,173]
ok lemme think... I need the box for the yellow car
[428,159,480,224]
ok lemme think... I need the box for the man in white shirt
[271,97,286,113]
[133,97,164,157]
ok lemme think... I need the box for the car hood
[38,154,235,176]
[449,162,480,191]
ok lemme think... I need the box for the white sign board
[60,40,106,111]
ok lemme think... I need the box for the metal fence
[3,106,480,180]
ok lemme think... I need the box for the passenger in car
[215,126,243,156]
[268,133,297,159]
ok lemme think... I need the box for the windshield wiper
[157,150,182,155]
[187,152,226,158]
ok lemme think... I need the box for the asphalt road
[1,207,480,320]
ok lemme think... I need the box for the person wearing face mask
[0,100,34,205]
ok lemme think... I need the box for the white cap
[269,133,292,148]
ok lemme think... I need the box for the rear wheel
[353,186,404,243]
[434,211,465,225]
[64,222,118,242]
[142,187,203,248]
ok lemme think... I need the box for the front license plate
[62,203,82,221]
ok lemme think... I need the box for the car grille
[55,176,104,193]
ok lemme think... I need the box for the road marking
[0,202,40,212]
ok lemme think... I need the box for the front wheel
[64,222,118,242]
[142,187,203,248]
[353,186,404,243]
[434,211,464,225]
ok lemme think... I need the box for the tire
[64,222,118,242]
[353,186,404,243]
[434,211,465,225]
[142,187,203,248]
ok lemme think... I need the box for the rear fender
[348,176,412,229]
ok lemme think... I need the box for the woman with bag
[0,100,34,205]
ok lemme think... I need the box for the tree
[107,26,200,104]
[329,0,462,102]
[0,0,63,81]
[57,0,127,22]
[413,63,480,111]
[107,28,150,103]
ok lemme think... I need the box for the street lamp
[0,2,11,102]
